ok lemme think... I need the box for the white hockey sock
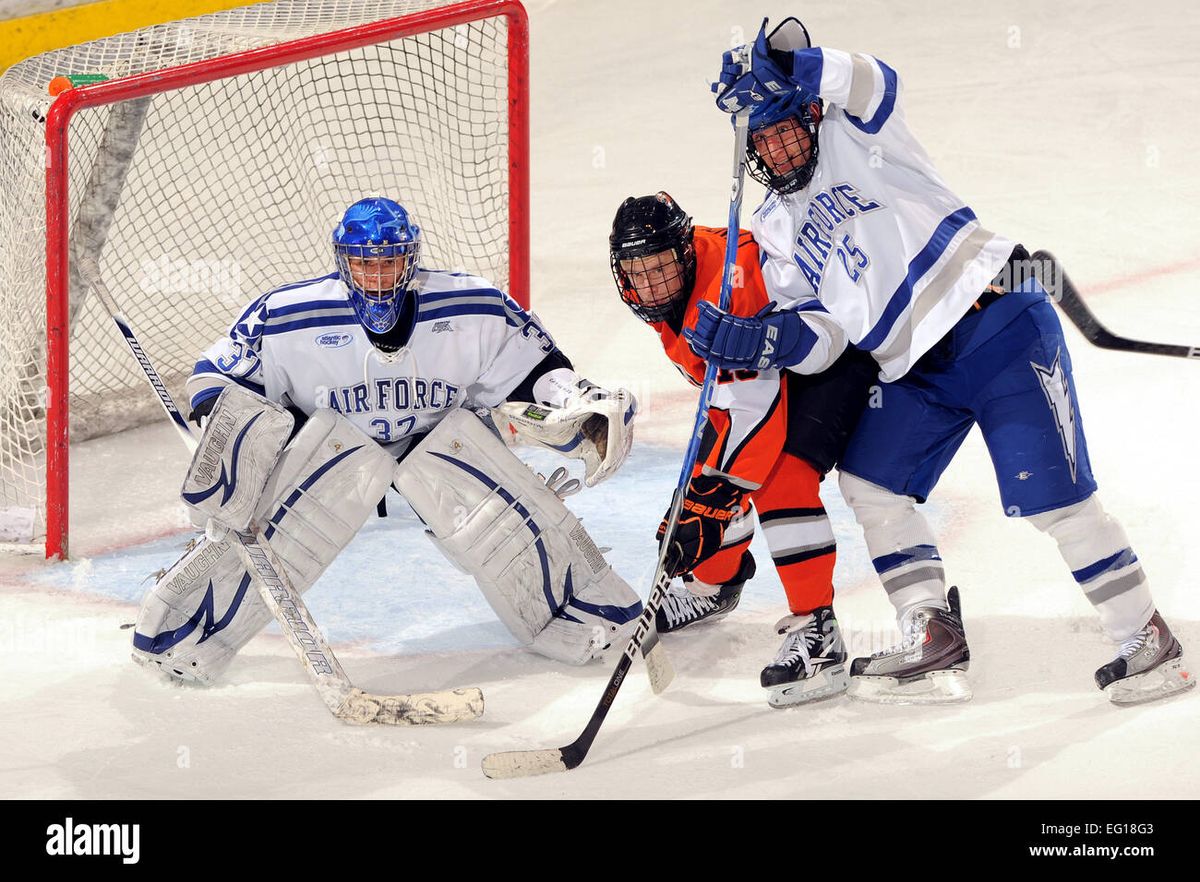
[839,471,947,619]
[1027,495,1154,642]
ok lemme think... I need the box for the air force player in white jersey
[686,19,1191,706]
[130,197,643,684]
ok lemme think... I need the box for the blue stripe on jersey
[189,385,223,410]
[268,299,353,318]
[796,322,820,364]
[858,206,977,352]
[417,303,508,322]
[843,58,899,135]
[234,293,270,326]
[793,47,824,95]
[193,357,221,376]
[501,295,532,328]
[792,300,830,314]
[190,358,265,392]
[419,288,504,306]
[1072,548,1138,584]
[260,314,360,336]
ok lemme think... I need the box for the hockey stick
[80,258,483,725]
[1032,250,1200,360]
[480,106,753,779]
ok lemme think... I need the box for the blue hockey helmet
[332,197,422,333]
[745,86,823,195]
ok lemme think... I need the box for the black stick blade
[1032,250,1200,359]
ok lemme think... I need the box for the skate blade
[766,666,849,708]
[1104,657,1195,706]
[847,669,972,705]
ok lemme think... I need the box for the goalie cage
[0,0,529,558]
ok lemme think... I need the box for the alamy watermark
[139,254,242,303]
[45,818,139,864]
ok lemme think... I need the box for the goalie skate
[848,586,972,705]
[1096,610,1194,706]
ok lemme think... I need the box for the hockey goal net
[0,0,528,558]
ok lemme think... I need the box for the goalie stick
[80,257,483,726]
[1032,250,1200,360]
[480,101,754,780]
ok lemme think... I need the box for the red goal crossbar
[42,0,530,559]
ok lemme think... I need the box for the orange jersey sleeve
[652,227,786,489]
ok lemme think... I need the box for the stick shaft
[482,109,754,777]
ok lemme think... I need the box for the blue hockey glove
[712,19,793,113]
[684,300,817,371]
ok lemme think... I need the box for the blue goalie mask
[333,197,422,334]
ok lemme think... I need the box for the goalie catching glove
[492,372,637,487]
[658,473,747,577]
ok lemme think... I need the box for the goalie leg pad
[255,408,397,590]
[132,536,268,684]
[133,409,396,683]
[394,409,643,665]
[181,385,294,532]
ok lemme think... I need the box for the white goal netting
[0,0,520,548]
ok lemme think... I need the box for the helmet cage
[332,197,422,334]
[608,193,696,326]
[746,91,822,195]
[334,242,421,334]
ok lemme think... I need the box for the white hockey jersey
[752,47,1017,381]
[188,270,558,457]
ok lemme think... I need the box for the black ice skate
[760,606,849,707]
[848,585,972,705]
[1096,610,1194,706]
[656,553,754,634]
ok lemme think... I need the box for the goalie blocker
[133,389,642,682]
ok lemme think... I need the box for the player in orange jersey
[609,192,876,705]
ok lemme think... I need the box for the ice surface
[2,0,1198,798]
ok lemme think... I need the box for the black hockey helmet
[609,191,696,326]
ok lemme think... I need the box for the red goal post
[6,0,529,558]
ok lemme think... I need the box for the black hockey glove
[657,474,745,577]
[188,394,218,428]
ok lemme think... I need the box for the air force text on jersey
[324,377,461,415]
[763,181,885,294]
[189,270,556,454]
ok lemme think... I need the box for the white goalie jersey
[188,269,559,456]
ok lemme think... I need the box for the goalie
[132,197,642,684]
